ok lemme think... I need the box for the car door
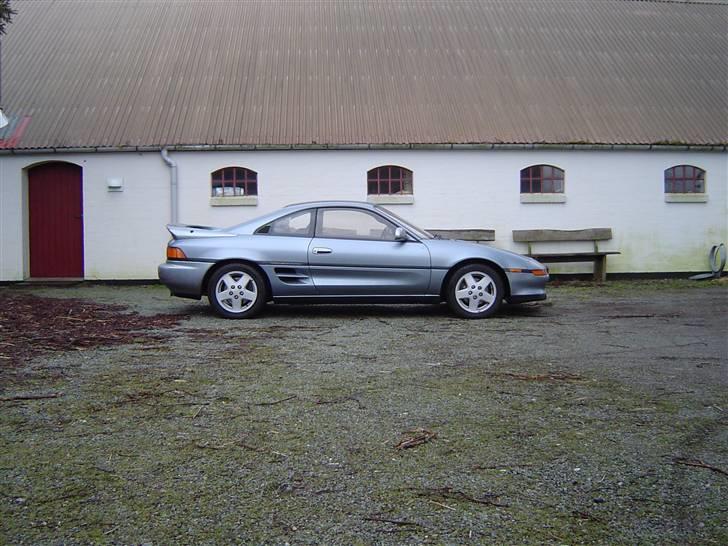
[253,208,317,296]
[308,207,431,295]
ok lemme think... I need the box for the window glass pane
[665,168,675,179]
[553,167,564,180]
[236,168,244,180]
[694,180,705,193]
[542,180,554,193]
[247,181,258,196]
[674,166,684,178]
[211,179,223,197]
[696,169,705,180]
[367,166,413,195]
[402,176,413,193]
[521,179,530,193]
[318,209,396,240]
[554,179,564,193]
[542,166,552,177]
[223,168,233,181]
[212,170,223,181]
[268,210,313,236]
[683,166,693,178]
[532,179,541,192]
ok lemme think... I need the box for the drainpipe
[160,148,178,224]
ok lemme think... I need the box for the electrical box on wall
[107,177,123,192]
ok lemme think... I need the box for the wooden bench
[512,228,619,282]
[427,229,495,244]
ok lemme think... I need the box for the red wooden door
[28,162,84,278]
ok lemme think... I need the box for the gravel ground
[1,279,726,545]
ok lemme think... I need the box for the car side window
[255,210,314,237]
[316,208,397,241]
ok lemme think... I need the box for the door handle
[312,247,332,254]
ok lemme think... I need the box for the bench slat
[530,252,620,263]
[428,229,495,242]
[513,228,612,242]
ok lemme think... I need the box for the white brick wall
[1,149,726,280]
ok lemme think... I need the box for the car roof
[284,200,377,210]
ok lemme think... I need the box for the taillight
[167,246,187,260]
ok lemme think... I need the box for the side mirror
[394,227,408,241]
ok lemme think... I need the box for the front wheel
[446,264,504,319]
[207,263,267,319]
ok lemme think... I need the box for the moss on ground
[1,282,726,544]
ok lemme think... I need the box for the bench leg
[594,256,607,282]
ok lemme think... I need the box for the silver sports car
[158,201,548,319]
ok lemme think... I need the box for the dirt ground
[1,279,726,545]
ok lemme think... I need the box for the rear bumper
[158,260,213,299]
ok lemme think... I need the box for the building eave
[1,142,726,156]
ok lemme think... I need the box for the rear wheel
[446,264,504,319]
[207,263,267,319]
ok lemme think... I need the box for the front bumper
[158,260,214,299]
[505,269,549,304]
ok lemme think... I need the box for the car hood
[422,238,545,270]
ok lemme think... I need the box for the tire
[207,263,267,319]
[446,264,504,319]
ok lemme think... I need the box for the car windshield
[375,206,434,239]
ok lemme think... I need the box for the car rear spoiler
[166,224,236,240]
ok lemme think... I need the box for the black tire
[446,264,504,319]
[207,263,267,319]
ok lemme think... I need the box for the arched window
[520,165,564,193]
[211,167,258,197]
[367,165,413,195]
[664,165,705,193]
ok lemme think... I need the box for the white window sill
[520,193,566,204]
[210,196,258,207]
[366,194,414,205]
[665,193,708,203]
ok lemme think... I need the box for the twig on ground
[254,395,297,406]
[395,428,437,450]
[413,486,509,508]
[363,515,422,527]
[314,395,365,409]
[428,499,457,511]
[0,392,64,402]
[500,371,582,382]
[194,441,231,450]
[473,463,533,470]
[572,510,603,522]
[672,457,728,476]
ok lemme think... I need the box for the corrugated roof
[1,0,726,149]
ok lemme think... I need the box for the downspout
[160,148,178,224]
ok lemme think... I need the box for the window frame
[211,166,258,198]
[254,209,315,238]
[664,165,706,194]
[314,207,399,242]
[367,165,414,196]
[520,164,565,194]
